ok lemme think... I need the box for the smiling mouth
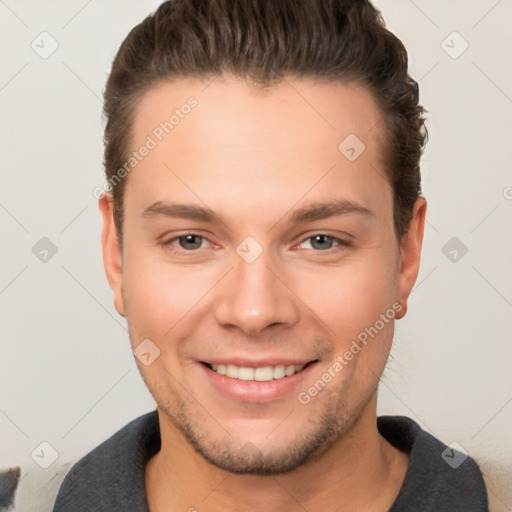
[200,361,318,382]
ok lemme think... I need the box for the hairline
[110,73,401,247]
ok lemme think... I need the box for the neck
[145,395,409,512]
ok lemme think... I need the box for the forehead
[125,75,391,221]
[132,75,386,156]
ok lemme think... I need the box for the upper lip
[200,358,318,367]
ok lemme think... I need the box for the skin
[99,75,426,512]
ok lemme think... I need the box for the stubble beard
[150,378,375,476]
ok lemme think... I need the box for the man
[53,0,489,510]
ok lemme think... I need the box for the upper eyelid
[163,232,350,249]
[164,233,212,248]
[296,234,348,247]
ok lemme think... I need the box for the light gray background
[1,1,511,511]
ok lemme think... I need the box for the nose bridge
[213,244,299,334]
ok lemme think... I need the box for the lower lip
[198,362,318,403]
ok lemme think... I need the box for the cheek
[304,260,398,387]
[122,247,219,340]
[298,256,397,324]
[122,237,399,345]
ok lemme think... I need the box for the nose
[213,250,300,336]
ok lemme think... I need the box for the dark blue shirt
[52,410,489,511]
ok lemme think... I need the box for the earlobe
[98,194,125,317]
[396,197,427,320]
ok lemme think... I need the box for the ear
[396,197,427,319]
[98,194,125,317]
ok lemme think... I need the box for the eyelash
[159,233,352,253]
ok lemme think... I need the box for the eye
[298,234,349,251]
[163,233,207,251]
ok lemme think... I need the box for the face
[100,75,425,475]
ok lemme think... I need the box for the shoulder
[52,410,159,512]
[378,415,489,512]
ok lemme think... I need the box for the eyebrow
[289,200,374,223]
[141,202,217,222]
[141,199,374,224]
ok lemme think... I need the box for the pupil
[312,235,332,250]
[180,235,201,249]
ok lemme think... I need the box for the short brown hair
[103,0,428,246]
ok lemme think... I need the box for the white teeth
[254,366,273,381]
[273,365,286,379]
[209,362,308,381]
[285,365,296,376]
[226,364,238,378]
[238,367,255,380]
